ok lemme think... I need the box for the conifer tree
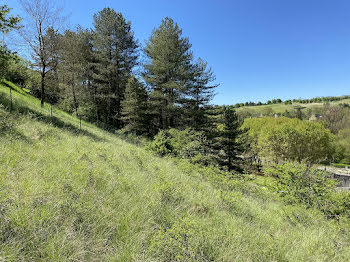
[91,8,138,127]
[121,76,149,135]
[143,17,193,131]
[40,27,60,104]
[77,28,96,120]
[0,4,21,78]
[213,107,244,172]
[184,58,218,130]
[58,29,92,113]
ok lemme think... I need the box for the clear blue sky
[8,0,350,105]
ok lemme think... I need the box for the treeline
[2,7,217,135]
[1,4,247,172]
[233,95,350,108]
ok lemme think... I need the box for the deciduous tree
[18,0,65,107]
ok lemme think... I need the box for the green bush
[147,130,173,156]
[264,162,336,208]
[323,191,350,220]
[147,129,212,164]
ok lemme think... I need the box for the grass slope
[1,81,350,261]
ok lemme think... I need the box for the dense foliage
[147,107,246,172]
[243,117,334,165]
[264,162,336,208]
[147,128,212,165]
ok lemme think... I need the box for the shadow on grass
[0,92,106,142]
[0,125,32,144]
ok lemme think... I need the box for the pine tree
[184,58,218,130]
[143,17,193,132]
[121,76,149,135]
[0,4,21,78]
[58,29,91,114]
[91,8,138,127]
[213,107,244,172]
[40,27,60,104]
[77,28,96,120]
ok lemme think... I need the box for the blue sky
[7,0,350,105]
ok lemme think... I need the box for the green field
[236,99,350,114]
[1,81,350,261]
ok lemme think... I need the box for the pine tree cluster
[4,7,245,172]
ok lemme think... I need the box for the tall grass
[1,82,350,261]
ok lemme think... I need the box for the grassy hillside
[236,99,350,114]
[1,81,350,261]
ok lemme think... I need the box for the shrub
[264,162,336,208]
[323,191,350,219]
[147,130,173,156]
[147,129,212,164]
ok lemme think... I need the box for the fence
[5,85,83,131]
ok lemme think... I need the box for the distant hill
[236,97,350,114]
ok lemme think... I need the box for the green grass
[1,82,350,261]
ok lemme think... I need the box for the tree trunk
[71,73,78,113]
[41,69,45,107]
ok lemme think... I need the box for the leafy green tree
[121,76,149,134]
[293,106,305,120]
[5,55,29,86]
[334,128,350,164]
[321,105,350,134]
[91,7,138,127]
[19,0,64,107]
[143,17,193,131]
[243,117,334,165]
